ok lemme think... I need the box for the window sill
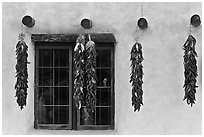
[29,127,117,135]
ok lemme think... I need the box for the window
[33,34,115,130]
[35,43,72,130]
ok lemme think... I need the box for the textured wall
[2,2,202,135]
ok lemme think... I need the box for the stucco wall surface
[2,2,202,135]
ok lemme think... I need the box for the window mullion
[69,48,72,129]
[52,48,55,125]
[68,48,73,129]
[111,47,114,129]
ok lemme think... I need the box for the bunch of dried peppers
[73,34,97,119]
[130,42,144,112]
[183,34,198,107]
[15,33,30,110]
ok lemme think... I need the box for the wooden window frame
[32,34,116,130]
[34,43,73,130]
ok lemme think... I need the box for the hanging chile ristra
[73,34,86,109]
[84,34,97,116]
[130,42,144,112]
[183,35,198,107]
[15,33,30,110]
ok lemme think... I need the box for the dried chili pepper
[130,42,144,112]
[73,34,85,109]
[84,34,97,117]
[15,33,29,110]
[73,34,97,123]
[183,35,198,107]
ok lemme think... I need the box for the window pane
[39,49,53,67]
[54,106,69,124]
[96,50,100,67]
[96,69,111,86]
[96,50,111,67]
[38,87,53,105]
[54,49,69,67]
[96,88,111,106]
[54,68,69,86]
[38,106,53,124]
[96,107,111,125]
[39,68,53,86]
[100,50,111,67]
[54,87,69,105]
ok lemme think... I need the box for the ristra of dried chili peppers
[183,34,198,107]
[130,42,144,112]
[73,34,85,109]
[15,33,29,110]
[84,34,97,115]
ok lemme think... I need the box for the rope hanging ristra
[84,34,97,117]
[73,34,97,123]
[73,34,85,109]
[183,33,198,107]
[15,26,30,110]
[130,41,144,112]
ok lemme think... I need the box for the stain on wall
[2,2,202,135]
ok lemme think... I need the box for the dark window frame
[34,43,73,130]
[32,34,115,130]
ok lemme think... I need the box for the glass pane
[100,50,111,67]
[38,87,53,105]
[54,106,69,124]
[39,68,53,86]
[96,88,111,106]
[80,107,95,125]
[38,106,53,124]
[96,69,111,86]
[54,87,69,105]
[54,49,69,67]
[96,107,110,125]
[96,50,100,67]
[54,68,69,86]
[96,50,111,67]
[39,49,53,67]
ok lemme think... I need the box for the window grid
[35,45,72,129]
[35,43,114,130]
